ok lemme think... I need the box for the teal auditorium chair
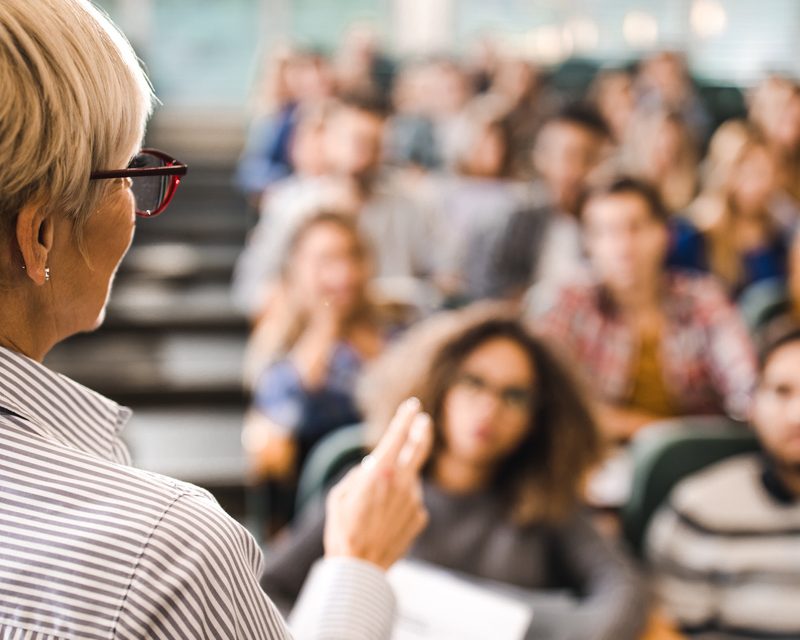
[294,423,367,516]
[736,277,788,336]
[621,415,759,556]
[246,424,366,544]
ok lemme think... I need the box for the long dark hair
[359,305,603,525]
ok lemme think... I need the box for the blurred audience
[590,68,637,146]
[242,212,394,529]
[535,178,756,441]
[430,100,528,303]
[464,36,500,94]
[384,59,441,170]
[232,91,443,319]
[486,57,553,179]
[748,74,795,148]
[695,126,790,296]
[646,329,800,639]
[260,307,648,640]
[624,109,699,214]
[236,47,334,203]
[635,51,711,145]
[773,84,800,206]
[429,58,475,170]
[333,24,395,99]
[488,104,610,302]
[230,35,800,635]
[691,118,751,227]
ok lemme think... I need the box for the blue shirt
[253,342,364,447]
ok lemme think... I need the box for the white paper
[387,560,533,640]
[586,447,633,508]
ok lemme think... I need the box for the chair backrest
[736,277,788,335]
[295,423,367,515]
[621,415,759,556]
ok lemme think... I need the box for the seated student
[755,232,800,345]
[488,104,611,301]
[260,306,648,640]
[235,48,334,205]
[623,108,699,215]
[242,212,395,529]
[535,178,757,441]
[646,329,800,639]
[431,100,529,302]
[689,125,791,298]
[232,91,443,319]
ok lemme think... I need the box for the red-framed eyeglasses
[90,148,188,217]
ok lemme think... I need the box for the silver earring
[44,267,50,282]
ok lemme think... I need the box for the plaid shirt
[534,271,757,418]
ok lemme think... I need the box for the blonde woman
[625,109,699,213]
[697,128,789,296]
[0,2,431,638]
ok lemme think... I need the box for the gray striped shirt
[0,347,394,639]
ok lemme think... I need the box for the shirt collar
[760,452,800,506]
[593,271,695,322]
[0,346,131,461]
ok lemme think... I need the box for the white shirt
[0,346,394,639]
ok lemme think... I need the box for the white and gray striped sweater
[646,453,800,640]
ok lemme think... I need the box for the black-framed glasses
[452,372,537,412]
[90,148,188,217]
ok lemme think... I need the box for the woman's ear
[16,203,54,285]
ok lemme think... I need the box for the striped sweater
[646,453,800,639]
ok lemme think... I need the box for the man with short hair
[646,329,800,639]
[487,104,610,302]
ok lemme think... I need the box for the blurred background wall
[96,0,800,162]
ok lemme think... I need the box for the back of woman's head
[0,0,152,239]
[359,304,603,525]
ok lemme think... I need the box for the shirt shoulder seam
[109,489,191,638]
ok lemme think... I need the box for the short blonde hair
[0,0,153,235]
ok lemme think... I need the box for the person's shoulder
[156,480,254,543]
[671,453,758,501]
[668,453,787,532]
[669,269,731,305]
[4,418,214,509]
[528,273,598,326]
[137,469,263,573]
[546,276,599,307]
[105,458,224,520]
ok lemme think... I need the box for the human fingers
[396,412,433,474]
[367,397,421,470]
